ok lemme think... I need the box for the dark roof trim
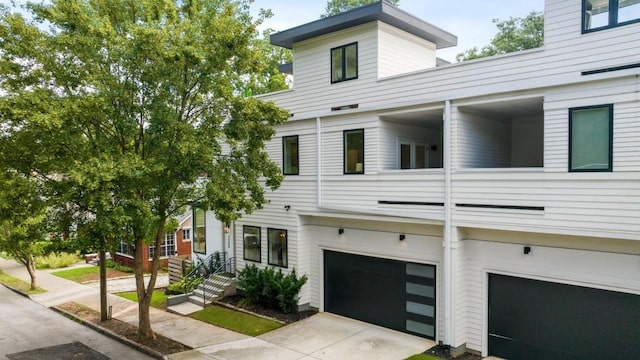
[278,62,293,75]
[270,0,457,49]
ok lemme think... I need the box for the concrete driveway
[168,313,435,360]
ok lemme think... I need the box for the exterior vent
[331,104,359,111]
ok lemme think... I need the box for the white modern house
[225,1,639,358]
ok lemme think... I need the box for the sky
[8,0,545,63]
[250,0,545,62]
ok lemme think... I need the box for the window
[243,225,261,262]
[331,43,358,83]
[182,228,191,242]
[569,104,613,172]
[344,129,364,174]
[117,239,135,257]
[583,0,640,32]
[283,135,299,175]
[149,232,176,258]
[193,208,206,254]
[399,139,428,169]
[267,228,287,267]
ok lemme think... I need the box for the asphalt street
[0,285,152,360]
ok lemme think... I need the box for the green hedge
[237,264,307,314]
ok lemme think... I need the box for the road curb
[0,282,32,298]
[50,306,168,360]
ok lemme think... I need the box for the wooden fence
[168,256,192,283]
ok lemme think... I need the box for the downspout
[443,100,453,346]
[317,117,322,207]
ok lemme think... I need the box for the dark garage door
[489,274,640,360]
[324,250,436,339]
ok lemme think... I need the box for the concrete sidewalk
[0,257,438,359]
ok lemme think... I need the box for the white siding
[452,171,640,241]
[461,238,640,354]
[455,109,512,168]
[378,120,441,170]
[378,22,436,78]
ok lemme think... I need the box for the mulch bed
[424,345,483,359]
[217,294,317,324]
[55,302,190,355]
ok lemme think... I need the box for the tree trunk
[134,237,155,340]
[26,254,37,291]
[99,250,108,321]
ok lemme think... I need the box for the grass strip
[191,305,282,336]
[404,354,441,360]
[0,269,46,294]
[117,290,167,310]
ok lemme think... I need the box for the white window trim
[181,228,191,242]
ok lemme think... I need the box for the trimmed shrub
[105,259,134,273]
[237,264,308,313]
[166,276,203,294]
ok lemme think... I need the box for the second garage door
[489,273,640,360]
[323,250,436,339]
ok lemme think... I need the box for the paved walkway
[0,257,437,359]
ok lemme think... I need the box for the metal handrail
[201,256,236,305]
[184,252,227,293]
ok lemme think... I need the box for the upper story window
[193,208,206,254]
[182,228,191,242]
[283,135,299,175]
[331,42,358,83]
[583,0,640,32]
[569,104,613,172]
[344,129,364,174]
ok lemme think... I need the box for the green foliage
[456,11,544,62]
[322,0,400,18]
[35,251,81,269]
[191,305,282,336]
[237,264,308,313]
[166,276,203,294]
[404,354,440,360]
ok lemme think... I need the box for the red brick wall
[114,246,169,273]
[176,228,192,257]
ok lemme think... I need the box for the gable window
[193,208,206,254]
[331,42,358,83]
[243,225,261,263]
[182,228,191,242]
[149,232,176,258]
[283,135,299,175]
[344,129,364,174]
[399,139,428,169]
[268,228,288,267]
[583,0,640,32]
[569,104,613,172]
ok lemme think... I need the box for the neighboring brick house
[114,212,192,272]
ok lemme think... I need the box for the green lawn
[404,354,440,360]
[191,305,283,336]
[0,270,46,294]
[51,266,131,283]
[116,290,167,310]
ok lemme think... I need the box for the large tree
[322,0,400,18]
[0,0,288,340]
[456,11,544,62]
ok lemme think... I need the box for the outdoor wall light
[338,228,345,235]
[399,234,406,241]
[524,246,531,255]
[284,205,291,211]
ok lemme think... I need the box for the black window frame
[192,207,207,254]
[582,0,640,33]
[267,228,288,268]
[343,128,365,175]
[282,135,299,175]
[242,225,261,263]
[568,104,614,172]
[330,42,358,84]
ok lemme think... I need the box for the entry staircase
[184,252,236,307]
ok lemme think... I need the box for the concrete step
[188,294,215,307]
